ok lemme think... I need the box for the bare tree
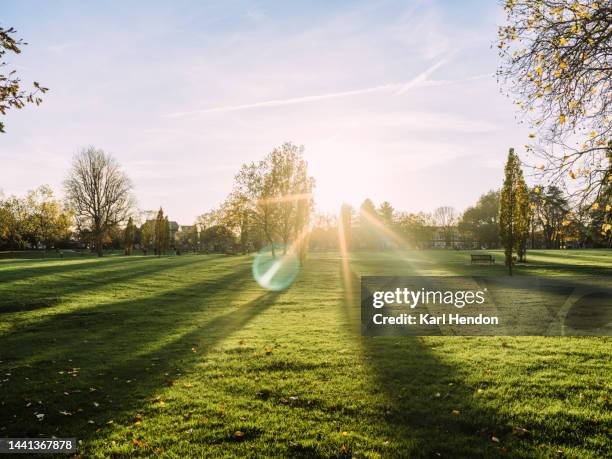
[433,206,458,248]
[497,1,611,205]
[64,147,134,256]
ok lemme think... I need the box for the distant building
[430,227,478,249]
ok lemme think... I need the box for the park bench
[470,253,495,265]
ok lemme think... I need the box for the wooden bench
[471,254,494,264]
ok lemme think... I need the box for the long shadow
[343,253,611,457]
[341,262,527,458]
[0,255,229,314]
[0,260,280,450]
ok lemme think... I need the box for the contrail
[168,59,449,117]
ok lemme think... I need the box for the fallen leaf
[492,436,500,443]
[233,430,245,441]
[512,426,530,437]
[59,410,72,416]
[452,410,460,415]
[132,438,147,448]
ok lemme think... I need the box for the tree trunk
[96,236,103,257]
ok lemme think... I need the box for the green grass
[0,250,610,458]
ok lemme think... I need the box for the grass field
[0,250,610,458]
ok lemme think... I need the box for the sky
[1,0,532,224]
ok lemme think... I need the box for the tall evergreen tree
[163,217,170,254]
[154,208,165,256]
[499,148,529,275]
[516,174,531,262]
[123,216,135,255]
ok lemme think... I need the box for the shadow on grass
[0,255,229,314]
[339,266,527,458]
[0,260,280,451]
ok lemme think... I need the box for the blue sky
[1,0,530,223]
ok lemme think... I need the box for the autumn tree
[123,216,135,255]
[498,1,611,206]
[222,192,252,254]
[28,186,72,251]
[64,147,134,256]
[154,208,165,255]
[0,26,48,133]
[500,148,530,274]
[516,173,531,261]
[230,142,314,258]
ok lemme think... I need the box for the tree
[64,147,134,256]
[339,204,353,250]
[201,225,235,253]
[154,208,165,255]
[498,1,611,205]
[230,142,314,258]
[163,217,170,254]
[499,148,529,274]
[0,26,48,133]
[433,206,458,248]
[28,185,71,252]
[0,195,31,249]
[358,199,379,249]
[396,212,433,249]
[123,216,135,255]
[140,219,156,254]
[187,225,200,252]
[221,193,252,254]
[458,191,500,249]
[516,173,531,261]
[378,201,395,227]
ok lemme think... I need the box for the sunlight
[337,210,354,305]
[360,208,408,246]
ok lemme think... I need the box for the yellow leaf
[536,67,543,76]
[569,170,576,179]
[559,37,567,46]
[591,203,599,210]
[605,205,611,212]
[559,61,567,69]
[559,114,566,124]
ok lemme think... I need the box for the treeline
[1,145,610,256]
[0,186,72,251]
[0,143,315,258]
[308,150,611,252]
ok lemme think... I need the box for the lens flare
[252,244,300,291]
